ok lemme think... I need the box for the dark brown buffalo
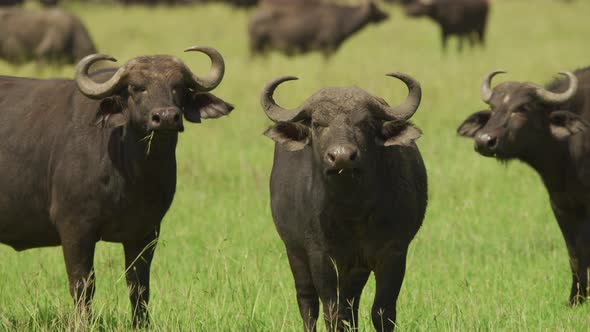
[262,73,427,331]
[118,0,257,5]
[0,47,233,326]
[0,0,57,6]
[248,0,388,57]
[117,0,191,5]
[212,0,258,6]
[457,69,590,305]
[405,0,489,52]
[0,8,96,64]
[0,0,21,5]
[260,0,318,6]
[384,0,413,4]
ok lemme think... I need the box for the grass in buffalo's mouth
[141,131,155,156]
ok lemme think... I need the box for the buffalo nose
[475,132,498,155]
[150,107,182,131]
[325,145,360,169]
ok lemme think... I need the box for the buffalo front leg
[371,253,407,332]
[553,205,588,305]
[566,245,589,305]
[308,251,340,332]
[287,250,320,332]
[61,238,97,325]
[570,221,590,304]
[123,229,159,328]
[338,269,370,331]
[308,252,367,332]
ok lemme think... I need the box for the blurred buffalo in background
[248,0,388,58]
[0,8,96,64]
[116,0,257,6]
[383,0,413,4]
[405,0,489,52]
[0,0,58,6]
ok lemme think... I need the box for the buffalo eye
[510,106,529,119]
[172,87,186,106]
[131,85,147,93]
[172,85,184,95]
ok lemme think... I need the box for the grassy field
[1,0,590,330]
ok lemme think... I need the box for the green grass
[1,0,590,330]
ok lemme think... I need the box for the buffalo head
[405,0,435,17]
[75,46,232,134]
[262,73,422,178]
[457,71,587,159]
[366,0,390,24]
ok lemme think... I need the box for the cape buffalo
[248,0,389,57]
[405,0,489,52]
[0,8,96,64]
[262,73,427,331]
[0,0,57,6]
[457,69,590,305]
[0,0,21,5]
[0,47,233,326]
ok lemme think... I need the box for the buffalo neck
[310,158,378,223]
[333,5,372,41]
[107,126,178,182]
[518,136,573,193]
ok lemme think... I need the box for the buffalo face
[458,71,587,160]
[75,47,233,135]
[368,2,389,24]
[405,0,434,17]
[262,73,422,181]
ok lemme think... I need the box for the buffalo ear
[549,110,589,139]
[378,121,422,147]
[457,110,491,137]
[94,97,128,128]
[184,92,234,123]
[264,122,310,151]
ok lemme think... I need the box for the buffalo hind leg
[287,250,320,332]
[61,238,97,326]
[553,206,588,305]
[468,32,478,49]
[457,36,465,53]
[477,24,487,47]
[371,253,407,332]
[440,31,448,53]
[123,229,159,328]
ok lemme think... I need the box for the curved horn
[183,46,225,91]
[480,70,506,103]
[534,72,578,104]
[75,54,126,99]
[260,76,308,123]
[375,72,422,121]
